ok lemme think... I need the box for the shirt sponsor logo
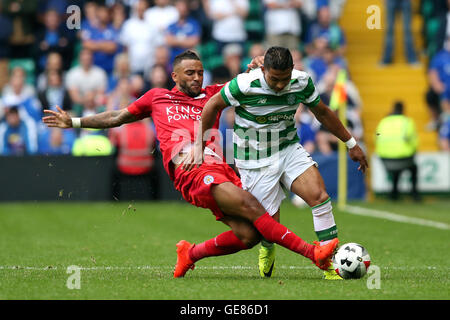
[166,105,202,122]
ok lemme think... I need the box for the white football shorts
[238,143,317,216]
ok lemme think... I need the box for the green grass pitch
[0,199,449,300]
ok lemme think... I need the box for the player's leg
[290,166,337,243]
[174,216,261,278]
[188,215,262,263]
[259,210,279,277]
[278,144,340,279]
[211,182,338,270]
[174,163,262,278]
[289,166,341,279]
[237,164,283,277]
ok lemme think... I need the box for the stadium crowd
[2,0,447,163]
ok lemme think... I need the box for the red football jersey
[127,85,224,180]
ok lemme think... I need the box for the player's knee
[237,192,265,221]
[310,190,330,207]
[239,230,262,249]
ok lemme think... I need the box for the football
[332,242,371,279]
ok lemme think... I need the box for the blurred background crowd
[0,0,449,200]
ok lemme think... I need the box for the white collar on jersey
[193,93,206,99]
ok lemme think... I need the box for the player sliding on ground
[183,47,368,280]
[42,50,338,279]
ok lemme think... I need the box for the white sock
[311,198,338,243]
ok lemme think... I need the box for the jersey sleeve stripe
[228,78,246,101]
[221,82,240,107]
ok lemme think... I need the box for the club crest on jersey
[286,94,296,105]
[203,175,214,185]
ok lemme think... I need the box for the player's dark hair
[264,46,294,71]
[173,50,201,68]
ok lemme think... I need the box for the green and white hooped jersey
[220,68,320,169]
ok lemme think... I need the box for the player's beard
[179,80,202,97]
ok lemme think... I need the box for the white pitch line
[0,265,445,271]
[345,205,450,230]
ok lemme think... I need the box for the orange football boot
[312,238,339,270]
[173,240,195,278]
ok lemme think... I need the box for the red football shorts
[173,161,242,220]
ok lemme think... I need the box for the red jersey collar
[171,86,206,98]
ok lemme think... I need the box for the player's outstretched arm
[182,92,228,171]
[42,106,138,129]
[310,100,368,172]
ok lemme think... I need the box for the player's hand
[247,55,264,71]
[42,106,72,128]
[348,145,369,173]
[182,146,203,171]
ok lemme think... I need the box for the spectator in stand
[1,66,43,125]
[1,66,36,108]
[306,38,347,83]
[3,0,38,58]
[34,8,74,73]
[263,0,303,51]
[80,3,120,75]
[144,0,179,33]
[0,5,13,91]
[78,90,106,119]
[111,2,126,32]
[0,106,38,155]
[301,0,347,23]
[37,69,72,112]
[129,74,146,98]
[38,127,76,155]
[109,117,157,200]
[119,0,164,76]
[65,49,108,109]
[81,0,99,31]
[439,116,450,150]
[37,0,69,17]
[154,45,173,76]
[221,43,244,78]
[427,37,450,129]
[107,78,135,112]
[294,107,317,155]
[305,5,346,56]
[166,0,201,64]
[381,0,418,65]
[241,42,266,71]
[36,52,65,92]
[148,64,171,89]
[108,52,131,93]
[202,0,249,53]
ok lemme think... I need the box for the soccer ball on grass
[332,242,371,279]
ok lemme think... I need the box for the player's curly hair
[264,46,294,71]
[173,50,200,68]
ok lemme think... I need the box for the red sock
[188,230,248,262]
[253,213,315,261]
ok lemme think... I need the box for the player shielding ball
[42,50,338,278]
[185,47,368,280]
